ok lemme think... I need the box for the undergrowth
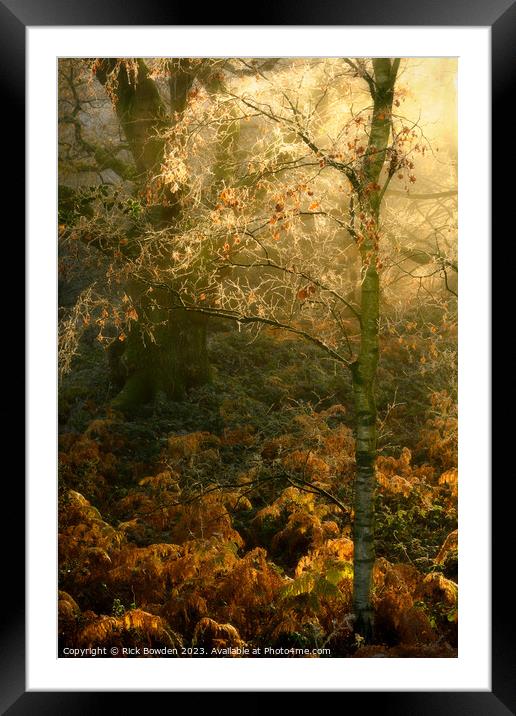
[58,324,458,658]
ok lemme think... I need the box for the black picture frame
[5,0,504,711]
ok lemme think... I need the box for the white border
[27,27,490,691]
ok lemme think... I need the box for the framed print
[4,0,506,709]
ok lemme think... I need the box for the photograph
[57,56,459,660]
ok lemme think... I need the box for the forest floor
[58,321,458,658]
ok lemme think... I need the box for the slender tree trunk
[351,266,379,641]
[351,58,399,640]
[95,59,211,411]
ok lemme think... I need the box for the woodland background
[58,57,458,658]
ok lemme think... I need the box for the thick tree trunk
[110,309,210,412]
[95,59,210,410]
[351,58,399,640]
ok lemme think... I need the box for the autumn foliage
[58,57,458,659]
[59,328,457,658]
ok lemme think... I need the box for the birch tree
[135,56,434,638]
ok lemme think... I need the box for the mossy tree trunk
[351,58,399,641]
[110,305,210,411]
[96,59,211,411]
